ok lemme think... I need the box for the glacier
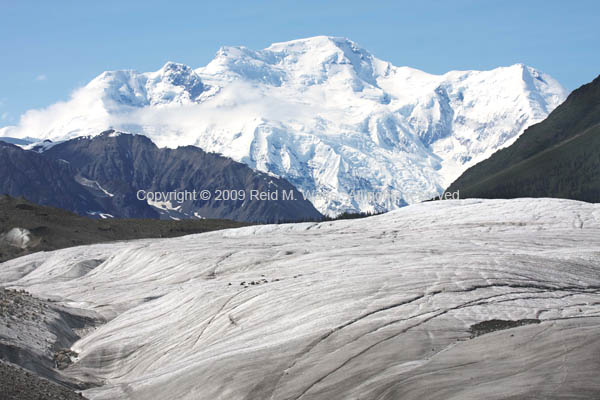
[0,36,568,216]
[1,198,599,399]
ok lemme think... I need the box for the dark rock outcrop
[0,132,323,222]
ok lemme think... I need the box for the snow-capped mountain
[1,36,568,215]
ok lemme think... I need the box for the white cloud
[35,74,47,81]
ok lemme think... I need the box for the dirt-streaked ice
[1,198,599,399]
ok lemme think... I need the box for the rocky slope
[0,360,88,400]
[0,132,322,222]
[1,198,599,399]
[0,141,106,216]
[0,36,568,215]
[0,287,99,389]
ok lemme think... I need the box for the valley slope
[447,74,600,202]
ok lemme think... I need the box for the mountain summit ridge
[1,36,568,215]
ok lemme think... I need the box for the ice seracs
[1,36,569,216]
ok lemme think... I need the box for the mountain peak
[148,61,205,100]
[86,62,206,108]
[270,36,375,79]
[159,61,191,72]
[97,129,135,138]
[154,61,199,80]
[266,35,365,53]
[202,36,377,88]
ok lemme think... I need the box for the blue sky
[1,0,598,126]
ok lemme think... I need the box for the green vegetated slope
[446,75,600,202]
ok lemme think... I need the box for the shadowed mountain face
[0,141,107,216]
[446,75,600,202]
[0,131,322,222]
